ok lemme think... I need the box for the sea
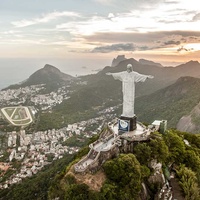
[0,58,107,90]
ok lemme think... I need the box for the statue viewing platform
[119,122,151,142]
[74,119,152,173]
[74,125,119,173]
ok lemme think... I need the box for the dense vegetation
[0,154,74,200]
[1,125,200,199]
[2,102,200,199]
[36,76,200,131]
[47,130,200,200]
[37,76,122,131]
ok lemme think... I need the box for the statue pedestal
[118,116,137,132]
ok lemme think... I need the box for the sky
[1,0,200,88]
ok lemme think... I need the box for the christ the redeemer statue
[106,64,154,118]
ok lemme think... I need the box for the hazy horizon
[0,55,193,90]
[0,57,108,89]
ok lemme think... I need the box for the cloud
[83,32,165,44]
[93,0,166,9]
[11,11,80,28]
[177,46,193,52]
[83,31,200,45]
[2,30,21,35]
[4,0,200,58]
[192,13,200,21]
[54,5,200,40]
[164,40,181,45]
[12,20,35,28]
[91,43,136,53]
[138,46,152,51]
[93,0,114,5]
[0,38,45,45]
[171,30,200,37]
[158,19,183,24]
[164,0,179,4]
[108,13,115,19]
[85,30,200,53]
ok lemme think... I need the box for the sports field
[0,106,33,127]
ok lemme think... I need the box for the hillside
[5,64,75,90]
[135,76,200,129]
[51,59,200,126]
[47,58,200,131]
[177,101,200,133]
[3,57,200,131]
[3,130,197,199]
[2,130,199,200]
[24,64,74,84]
[48,130,200,200]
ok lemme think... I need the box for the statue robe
[110,71,149,118]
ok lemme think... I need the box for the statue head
[127,64,133,73]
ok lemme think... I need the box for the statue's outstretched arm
[106,72,123,81]
[134,72,154,82]
[147,75,154,79]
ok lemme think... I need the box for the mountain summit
[23,64,74,86]
[111,55,127,67]
[4,64,74,91]
[4,64,75,91]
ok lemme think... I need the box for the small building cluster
[0,114,107,189]
[0,85,71,110]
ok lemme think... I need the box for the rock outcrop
[177,102,200,133]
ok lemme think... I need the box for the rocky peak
[111,55,127,67]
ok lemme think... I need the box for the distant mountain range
[64,58,200,132]
[138,58,163,67]
[3,57,200,133]
[98,58,200,97]
[5,58,200,96]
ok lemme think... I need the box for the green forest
[1,129,199,200]
[48,130,200,200]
